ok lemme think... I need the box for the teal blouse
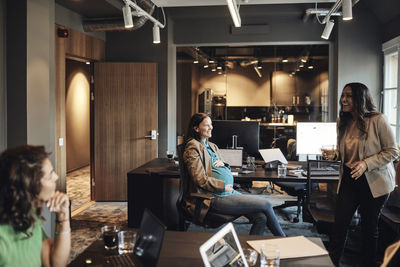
[202,139,240,197]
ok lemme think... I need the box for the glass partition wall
[176,44,329,151]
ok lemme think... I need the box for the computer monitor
[296,122,337,155]
[209,120,260,157]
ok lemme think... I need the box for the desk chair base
[274,198,304,223]
[261,182,283,194]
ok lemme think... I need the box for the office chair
[304,160,360,235]
[176,144,245,231]
[273,139,316,223]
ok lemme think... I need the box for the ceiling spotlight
[193,60,199,64]
[257,61,262,69]
[301,58,307,63]
[217,64,222,70]
[211,68,216,72]
[253,66,262,78]
[282,57,288,63]
[299,62,304,68]
[218,71,222,75]
[291,71,296,75]
[342,0,353,21]
[86,61,90,65]
[209,60,215,64]
[122,3,133,28]
[308,59,314,69]
[153,24,160,44]
[321,19,334,40]
[226,0,241,27]
[204,64,209,68]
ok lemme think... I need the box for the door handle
[144,130,158,140]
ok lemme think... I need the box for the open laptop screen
[200,223,248,267]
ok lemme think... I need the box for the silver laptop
[219,149,243,168]
[199,223,249,267]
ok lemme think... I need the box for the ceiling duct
[82,0,155,32]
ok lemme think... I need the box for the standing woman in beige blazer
[323,83,398,267]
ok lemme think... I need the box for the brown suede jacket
[183,138,226,222]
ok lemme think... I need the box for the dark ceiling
[55,0,400,25]
[55,0,121,18]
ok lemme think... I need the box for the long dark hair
[338,82,379,139]
[0,145,50,235]
[185,113,210,143]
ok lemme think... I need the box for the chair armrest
[190,192,214,200]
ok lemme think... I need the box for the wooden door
[94,62,158,201]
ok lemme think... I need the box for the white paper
[259,148,288,164]
[247,236,328,259]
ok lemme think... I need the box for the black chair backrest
[286,138,297,161]
[176,144,192,221]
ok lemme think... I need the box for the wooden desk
[127,158,338,229]
[127,158,180,228]
[68,231,334,266]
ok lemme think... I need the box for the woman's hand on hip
[350,160,367,179]
[213,160,224,167]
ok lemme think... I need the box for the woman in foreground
[183,113,286,236]
[0,145,70,267]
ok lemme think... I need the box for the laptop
[199,223,249,267]
[105,209,167,267]
[219,149,243,168]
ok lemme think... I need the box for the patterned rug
[67,165,91,211]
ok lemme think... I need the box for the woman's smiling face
[341,86,353,113]
[194,116,213,139]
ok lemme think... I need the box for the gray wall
[55,3,105,41]
[6,0,27,147]
[106,22,169,157]
[0,0,6,152]
[336,4,382,108]
[6,0,56,238]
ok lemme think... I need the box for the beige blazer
[183,138,226,221]
[336,114,398,198]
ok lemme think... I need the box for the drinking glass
[118,231,137,254]
[277,164,287,177]
[246,156,256,170]
[321,145,336,160]
[262,244,280,267]
[101,225,120,250]
[166,151,174,160]
[243,248,258,266]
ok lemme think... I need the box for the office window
[382,37,400,144]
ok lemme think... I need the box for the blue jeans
[209,194,286,236]
[329,165,388,267]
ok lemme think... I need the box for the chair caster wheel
[292,217,299,223]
